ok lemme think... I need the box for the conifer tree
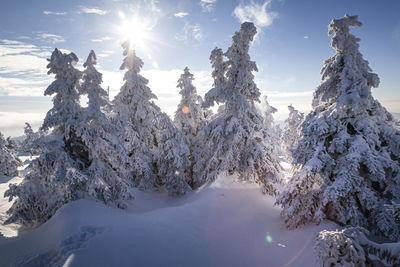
[315,227,400,266]
[281,105,304,161]
[113,41,161,191]
[75,50,134,206]
[4,49,89,226]
[262,96,281,159]
[197,22,282,194]
[0,132,22,177]
[277,15,400,241]
[174,67,206,185]
[157,113,192,195]
[20,122,42,155]
[203,47,228,109]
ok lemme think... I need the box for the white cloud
[304,35,309,39]
[17,36,31,40]
[0,111,46,137]
[43,10,66,16]
[91,36,112,43]
[192,25,203,41]
[37,33,65,44]
[174,12,189,18]
[233,0,277,29]
[200,0,217,12]
[80,7,108,15]
[175,23,203,43]
[97,50,115,58]
[0,40,54,96]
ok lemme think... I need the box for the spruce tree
[75,50,134,206]
[113,41,161,191]
[277,15,400,241]
[197,22,282,194]
[0,132,22,177]
[281,105,304,161]
[157,113,192,195]
[4,49,88,226]
[174,67,206,186]
[261,96,281,161]
[20,122,42,155]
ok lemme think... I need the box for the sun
[118,12,153,48]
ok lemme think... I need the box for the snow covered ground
[0,157,339,266]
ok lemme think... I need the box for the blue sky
[1,0,399,136]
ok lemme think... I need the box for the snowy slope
[0,160,339,267]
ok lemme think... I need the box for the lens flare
[182,106,189,114]
[265,234,273,243]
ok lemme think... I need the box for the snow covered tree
[113,41,161,191]
[174,67,206,142]
[75,50,134,206]
[157,113,191,195]
[261,95,282,160]
[281,105,304,161]
[196,22,282,194]
[315,227,400,266]
[5,136,17,151]
[4,48,89,226]
[0,132,22,177]
[20,122,42,155]
[174,67,207,185]
[203,47,228,109]
[277,15,400,241]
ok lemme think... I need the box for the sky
[0,0,399,136]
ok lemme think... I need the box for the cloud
[233,0,277,29]
[303,35,309,39]
[37,33,65,44]
[200,0,217,12]
[91,36,112,43]
[17,36,31,40]
[80,7,108,15]
[0,40,54,96]
[0,111,47,137]
[175,23,203,43]
[96,50,115,58]
[174,12,189,18]
[43,10,66,16]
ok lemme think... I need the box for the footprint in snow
[17,225,105,267]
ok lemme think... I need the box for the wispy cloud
[0,111,47,137]
[43,10,66,16]
[96,50,115,58]
[174,12,189,18]
[304,35,309,39]
[80,7,108,15]
[200,0,217,12]
[175,23,203,43]
[0,40,54,96]
[17,36,31,40]
[37,33,65,44]
[233,0,277,29]
[91,36,112,43]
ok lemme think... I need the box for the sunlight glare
[119,15,153,49]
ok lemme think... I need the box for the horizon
[1,0,399,137]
